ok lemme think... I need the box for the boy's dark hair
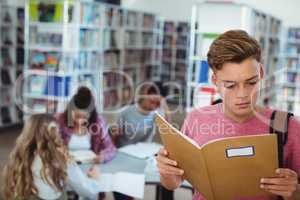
[207,30,261,71]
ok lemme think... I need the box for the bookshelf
[24,0,102,114]
[23,0,162,114]
[275,28,300,115]
[162,21,189,105]
[186,2,282,112]
[0,3,24,128]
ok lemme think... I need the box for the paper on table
[97,172,145,199]
[118,142,163,159]
[69,150,97,163]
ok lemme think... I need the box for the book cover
[155,113,278,200]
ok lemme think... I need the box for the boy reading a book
[156,30,300,200]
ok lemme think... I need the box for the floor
[0,105,192,200]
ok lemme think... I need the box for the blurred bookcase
[162,21,189,105]
[187,2,282,112]
[0,3,24,128]
[23,0,163,115]
[275,27,300,115]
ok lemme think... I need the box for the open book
[155,113,278,200]
[69,150,97,164]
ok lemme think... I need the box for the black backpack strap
[269,110,294,200]
[270,110,294,167]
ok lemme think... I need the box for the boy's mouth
[236,102,251,109]
[236,102,250,106]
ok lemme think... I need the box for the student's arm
[109,113,124,145]
[91,116,117,163]
[67,163,102,199]
[98,132,117,163]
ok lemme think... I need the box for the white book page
[69,150,97,163]
[97,173,145,199]
[118,142,163,159]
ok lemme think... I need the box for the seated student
[111,82,171,147]
[2,114,102,200]
[156,30,300,200]
[110,82,173,200]
[56,86,116,164]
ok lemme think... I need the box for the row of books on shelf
[269,18,281,35]
[103,30,159,50]
[30,27,102,50]
[1,6,24,27]
[164,22,189,34]
[281,87,300,97]
[27,50,157,78]
[103,86,134,109]
[80,2,102,25]
[1,26,24,46]
[0,68,18,86]
[163,49,187,60]
[29,26,62,48]
[287,46,300,56]
[288,28,300,40]
[163,35,189,48]
[280,71,300,83]
[29,50,101,72]
[253,12,268,35]
[28,1,156,30]
[1,47,24,66]
[0,106,23,125]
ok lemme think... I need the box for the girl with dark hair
[55,86,116,164]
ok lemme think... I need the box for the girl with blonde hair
[2,114,102,200]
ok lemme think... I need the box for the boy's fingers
[157,162,184,174]
[261,178,298,186]
[261,184,292,191]
[276,168,298,178]
[158,164,184,176]
[156,154,177,166]
[158,148,168,156]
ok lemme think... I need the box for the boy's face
[213,58,263,117]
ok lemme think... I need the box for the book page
[96,172,145,199]
[69,150,97,164]
[118,142,163,159]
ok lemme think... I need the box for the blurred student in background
[110,81,173,200]
[2,114,103,200]
[56,86,116,164]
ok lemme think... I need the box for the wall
[122,0,300,27]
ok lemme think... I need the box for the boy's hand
[156,148,184,189]
[261,168,299,199]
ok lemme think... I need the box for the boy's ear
[211,73,217,86]
[259,64,264,79]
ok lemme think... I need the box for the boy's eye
[224,84,235,89]
[248,81,258,85]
